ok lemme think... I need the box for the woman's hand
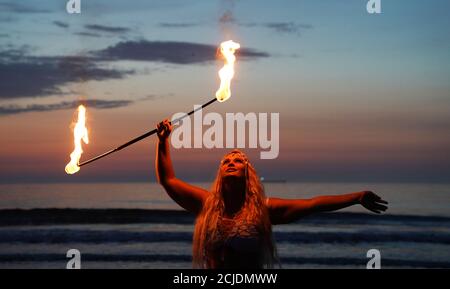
[156,119,173,141]
[358,191,388,214]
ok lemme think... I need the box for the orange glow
[215,40,240,102]
[65,105,89,174]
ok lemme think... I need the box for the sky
[0,0,449,183]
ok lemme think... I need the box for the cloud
[53,21,69,29]
[74,32,102,38]
[158,22,200,28]
[95,40,269,64]
[264,22,313,34]
[241,22,313,36]
[0,99,134,116]
[85,24,130,34]
[0,50,132,99]
[0,40,267,99]
[0,2,51,13]
[156,17,313,37]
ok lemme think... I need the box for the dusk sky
[1,0,449,183]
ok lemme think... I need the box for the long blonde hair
[192,150,279,268]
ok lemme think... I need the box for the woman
[155,119,388,269]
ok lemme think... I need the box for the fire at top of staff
[215,40,240,103]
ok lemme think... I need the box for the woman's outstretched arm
[267,191,388,224]
[155,119,208,215]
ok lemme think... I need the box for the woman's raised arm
[155,119,208,215]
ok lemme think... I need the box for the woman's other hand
[358,191,388,214]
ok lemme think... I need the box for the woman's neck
[222,178,246,217]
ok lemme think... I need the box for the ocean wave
[1,229,449,244]
[1,209,449,226]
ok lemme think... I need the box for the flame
[65,105,89,174]
[215,40,240,102]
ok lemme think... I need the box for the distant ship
[260,177,287,183]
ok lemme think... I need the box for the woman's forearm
[269,191,386,224]
[269,192,364,224]
[155,139,175,184]
[308,192,361,213]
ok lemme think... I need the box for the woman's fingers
[157,120,168,128]
[375,199,388,206]
[161,120,171,129]
[164,120,172,130]
[374,199,388,210]
[366,202,387,213]
[369,208,381,214]
[156,119,172,139]
[374,203,388,211]
[162,119,170,127]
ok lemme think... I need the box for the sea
[0,182,449,269]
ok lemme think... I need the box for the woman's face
[221,153,246,179]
